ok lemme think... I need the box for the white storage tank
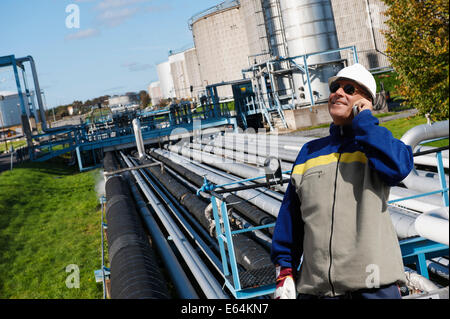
[157,61,176,99]
[148,81,163,106]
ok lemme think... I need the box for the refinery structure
[0,0,448,301]
[149,0,391,130]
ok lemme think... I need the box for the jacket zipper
[328,152,342,296]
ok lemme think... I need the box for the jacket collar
[329,122,355,141]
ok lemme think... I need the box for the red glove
[274,266,296,299]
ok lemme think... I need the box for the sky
[0,0,219,108]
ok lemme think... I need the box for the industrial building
[0,90,38,136]
[152,0,392,112]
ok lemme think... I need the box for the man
[271,63,413,299]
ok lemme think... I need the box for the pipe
[201,135,300,162]
[147,150,277,229]
[120,151,229,299]
[103,152,170,299]
[387,206,420,239]
[131,155,224,277]
[389,186,445,213]
[400,120,449,194]
[157,148,282,217]
[139,155,273,270]
[132,118,145,159]
[16,56,47,131]
[128,178,199,299]
[191,141,293,173]
[175,142,289,193]
[414,207,449,246]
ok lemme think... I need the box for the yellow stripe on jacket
[292,151,368,176]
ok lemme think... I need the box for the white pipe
[414,207,449,246]
[388,206,420,239]
[389,186,445,213]
[400,120,449,194]
[132,119,145,159]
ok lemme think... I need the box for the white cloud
[121,62,154,72]
[65,28,100,40]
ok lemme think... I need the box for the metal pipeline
[120,151,229,299]
[190,141,293,173]
[148,150,277,230]
[197,135,300,163]
[103,152,170,299]
[172,142,289,193]
[121,168,199,298]
[400,120,449,194]
[139,155,274,270]
[154,148,283,217]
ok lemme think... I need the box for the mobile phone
[353,105,360,117]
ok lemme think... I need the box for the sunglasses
[329,82,357,95]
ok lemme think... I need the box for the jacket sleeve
[270,181,304,271]
[352,110,414,186]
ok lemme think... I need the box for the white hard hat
[328,63,377,102]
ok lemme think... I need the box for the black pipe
[141,155,273,271]
[103,151,170,299]
[128,178,199,299]
[148,150,275,234]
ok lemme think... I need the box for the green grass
[380,115,449,147]
[0,139,27,154]
[0,157,104,299]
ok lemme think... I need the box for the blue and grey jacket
[271,110,414,297]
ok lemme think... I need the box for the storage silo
[148,81,163,106]
[189,0,251,98]
[278,0,343,105]
[169,51,190,99]
[157,61,176,99]
[183,48,203,100]
[330,0,390,71]
[0,91,38,129]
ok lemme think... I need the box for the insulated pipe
[128,179,199,299]
[120,152,229,299]
[147,150,278,228]
[158,148,282,217]
[387,206,420,239]
[173,143,289,193]
[103,152,170,299]
[199,135,300,162]
[177,151,286,202]
[132,118,145,159]
[414,207,449,246]
[389,186,445,213]
[400,120,449,193]
[190,142,293,173]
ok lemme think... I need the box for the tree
[381,0,449,121]
[139,90,150,109]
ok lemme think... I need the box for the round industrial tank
[0,91,37,128]
[190,0,251,98]
[279,0,343,105]
[157,61,176,99]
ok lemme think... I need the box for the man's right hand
[274,266,296,299]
